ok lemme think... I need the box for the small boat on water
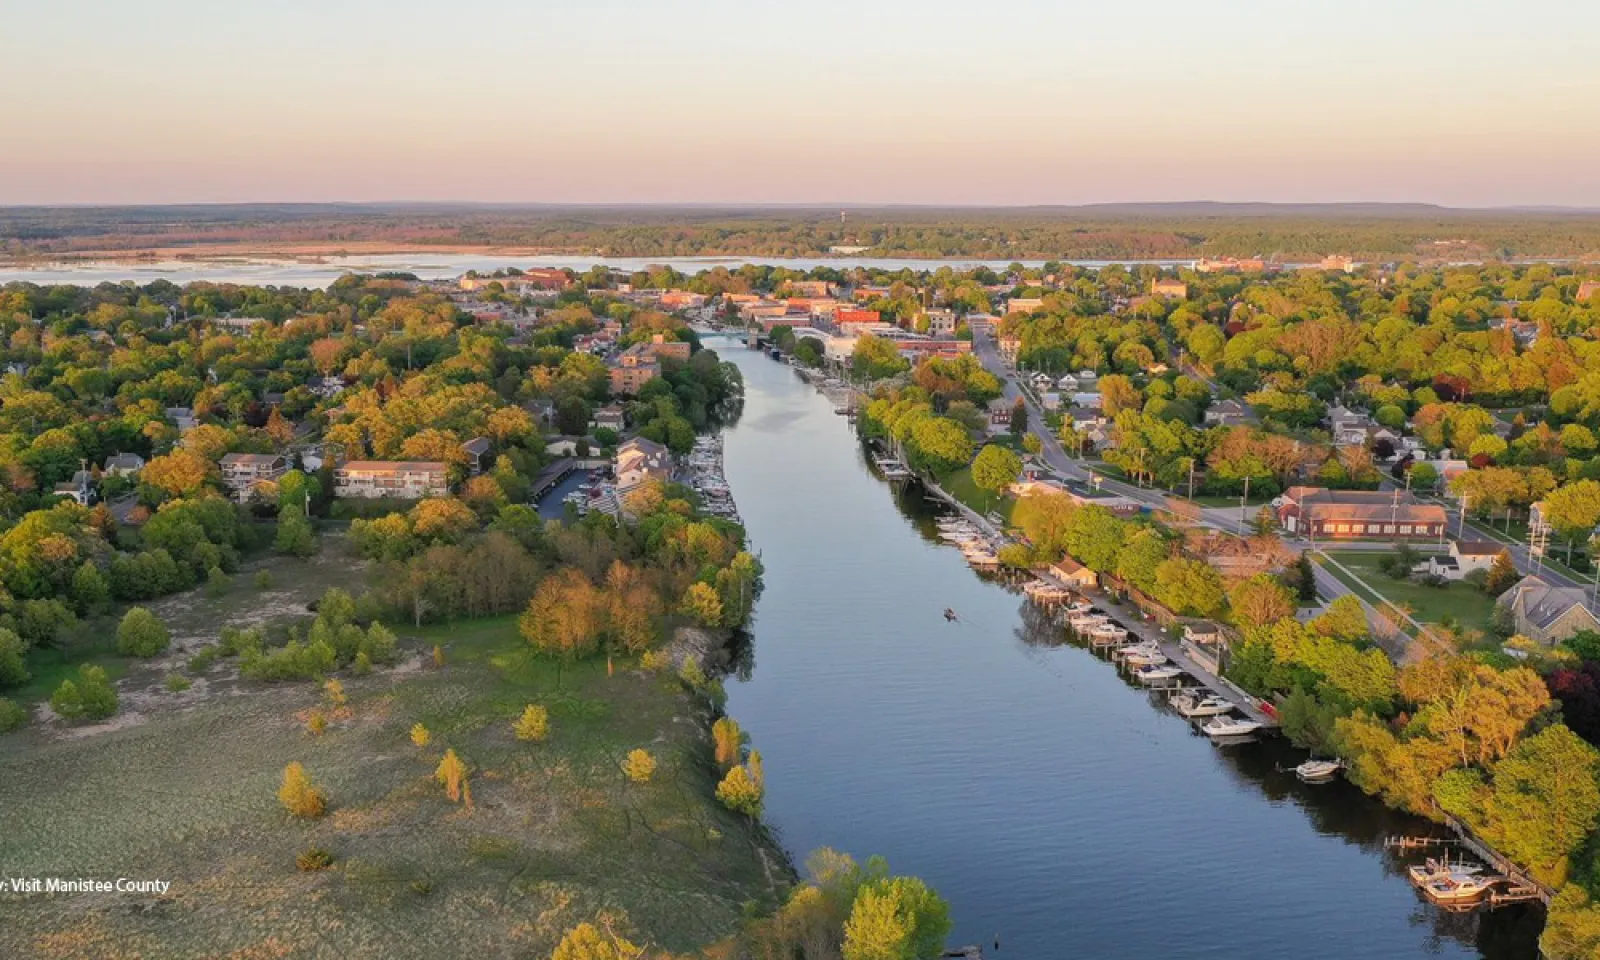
[1173,692,1235,718]
[943,608,959,622]
[1133,664,1183,684]
[1087,622,1126,640]
[1295,759,1343,782]
[1408,860,1496,905]
[1407,859,1482,887]
[1201,716,1263,739]
[1121,649,1168,667]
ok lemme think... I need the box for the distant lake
[0,253,1196,289]
[713,339,1543,960]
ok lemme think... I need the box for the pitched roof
[1499,575,1600,630]
[338,460,447,473]
[219,453,285,466]
[1453,540,1506,557]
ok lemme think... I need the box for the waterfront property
[616,437,672,497]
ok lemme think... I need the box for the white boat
[1173,693,1235,718]
[966,551,1001,567]
[1408,860,1483,888]
[1068,614,1107,628]
[1133,664,1183,684]
[1121,649,1168,667]
[1065,601,1093,614]
[1295,759,1342,782]
[1088,622,1125,639]
[1200,716,1263,738]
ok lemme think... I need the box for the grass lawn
[1319,551,1499,632]
[942,466,1015,524]
[0,588,781,958]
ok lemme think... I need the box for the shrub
[679,656,707,690]
[205,565,231,597]
[278,762,327,818]
[17,598,78,648]
[0,697,27,733]
[513,704,549,742]
[435,749,467,803]
[50,665,117,722]
[623,749,656,783]
[640,649,669,671]
[715,763,763,816]
[352,651,373,675]
[116,607,171,658]
[296,847,334,871]
[0,628,30,689]
[254,570,273,589]
[164,674,191,693]
[241,639,337,682]
[187,646,220,673]
[410,723,431,747]
[306,710,328,735]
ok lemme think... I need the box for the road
[969,326,1252,536]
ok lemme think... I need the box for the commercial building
[1275,487,1447,540]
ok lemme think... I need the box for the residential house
[615,438,672,496]
[102,453,146,477]
[1041,392,1061,412]
[987,398,1014,433]
[1049,557,1098,590]
[53,470,94,506]
[1181,620,1227,674]
[658,290,708,310]
[609,343,661,395]
[1071,392,1104,410]
[461,437,493,476]
[1055,374,1080,393]
[334,461,449,499]
[166,406,198,431]
[1327,405,1379,446]
[1150,278,1188,298]
[1421,540,1507,581]
[219,453,289,502]
[594,405,626,432]
[1204,399,1251,428]
[212,316,268,332]
[1275,486,1447,540]
[1497,575,1600,645]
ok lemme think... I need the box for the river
[713,341,1544,959]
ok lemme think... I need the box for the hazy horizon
[3,0,1597,207]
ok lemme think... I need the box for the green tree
[1228,574,1294,628]
[116,607,170,657]
[274,511,318,557]
[71,562,111,615]
[51,664,117,722]
[0,628,30,688]
[1153,558,1226,618]
[909,417,973,475]
[842,875,953,960]
[970,444,1021,507]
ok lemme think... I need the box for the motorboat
[1133,664,1183,684]
[1065,601,1093,614]
[1200,716,1263,738]
[1121,648,1168,667]
[1407,859,1483,888]
[1087,622,1126,640]
[1172,692,1235,718]
[1294,759,1343,782]
[1421,875,1496,905]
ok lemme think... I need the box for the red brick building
[1276,486,1446,540]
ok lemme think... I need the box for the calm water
[715,342,1544,959]
[0,253,1196,289]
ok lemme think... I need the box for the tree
[970,444,1021,506]
[681,582,724,628]
[1229,574,1294,628]
[410,723,431,747]
[909,417,973,475]
[140,450,214,498]
[1152,558,1226,618]
[72,561,110,615]
[1098,375,1141,416]
[278,762,327,818]
[552,922,644,960]
[715,762,764,816]
[713,716,744,767]
[514,704,549,742]
[0,628,29,688]
[274,511,318,557]
[1008,397,1028,437]
[436,748,468,803]
[1483,550,1519,596]
[622,749,656,783]
[116,607,170,657]
[842,875,953,960]
[521,569,605,658]
[1542,479,1600,562]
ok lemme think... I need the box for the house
[1181,620,1227,674]
[615,438,672,495]
[1071,392,1103,410]
[1005,298,1045,315]
[53,470,94,506]
[1327,405,1379,446]
[212,316,268,332]
[987,399,1014,433]
[1049,557,1098,590]
[1204,399,1251,427]
[1421,540,1507,580]
[924,309,957,336]
[1275,486,1447,540]
[608,343,661,395]
[594,405,626,432]
[219,453,289,502]
[1055,374,1080,392]
[166,407,198,431]
[1497,575,1600,645]
[334,461,449,499]
[658,290,708,310]
[461,437,493,476]
[1041,392,1061,412]
[1150,278,1188,299]
[102,452,146,477]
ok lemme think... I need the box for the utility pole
[1187,458,1196,501]
[1458,493,1470,540]
[1240,474,1250,535]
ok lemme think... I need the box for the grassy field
[941,466,1016,524]
[1320,551,1498,632]
[0,575,783,957]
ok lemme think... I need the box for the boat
[1087,622,1125,639]
[1068,614,1108,629]
[1121,649,1168,667]
[966,552,1001,567]
[1421,874,1496,905]
[1294,759,1343,782]
[1172,692,1235,718]
[944,608,959,622]
[1133,664,1183,684]
[1200,716,1263,738]
[1407,859,1483,888]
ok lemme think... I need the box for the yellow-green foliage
[513,704,549,742]
[622,749,656,784]
[278,762,327,819]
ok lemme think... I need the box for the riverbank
[0,610,786,958]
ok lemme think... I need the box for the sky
[2,0,1598,207]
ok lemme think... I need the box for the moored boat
[1200,716,1263,738]
[1133,664,1183,684]
[1172,692,1234,718]
[1294,759,1342,782]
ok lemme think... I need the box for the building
[594,405,626,432]
[836,308,882,329]
[988,398,1014,433]
[1204,399,1252,427]
[924,309,958,336]
[785,280,834,298]
[212,316,269,332]
[658,290,708,309]
[1275,487,1447,540]
[1150,279,1188,298]
[1005,297,1045,315]
[335,461,448,499]
[166,406,198,431]
[219,453,289,502]
[53,470,94,506]
[461,437,493,476]
[1421,540,1507,580]
[609,343,661,395]
[646,334,691,362]
[1320,255,1357,273]
[102,452,146,477]
[1050,558,1098,589]
[615,438,671,495]
[1497,575,1600,645]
